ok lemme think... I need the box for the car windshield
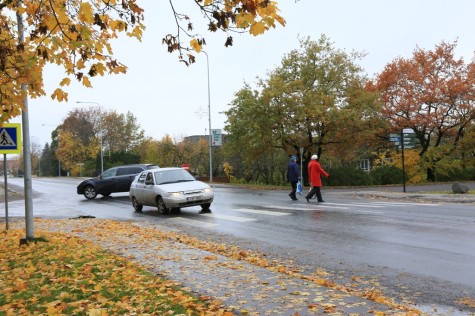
[154,169,195,185]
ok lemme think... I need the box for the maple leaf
[250,21,267,36]
[190,38,202,53]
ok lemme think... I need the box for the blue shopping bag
[296,180,302,195]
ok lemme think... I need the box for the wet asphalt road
[2,177,475,314]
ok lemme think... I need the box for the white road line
[352,209,384,214]
[234,208,291,216]
[368,201,439,206]
[168,217,217,227]
[201,213,257,222]
[265,204,349,210]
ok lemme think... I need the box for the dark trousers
[306,186,323,202]
[289,181,298,198]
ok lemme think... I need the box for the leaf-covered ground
[4,218,467,315]
[1,226,230,315]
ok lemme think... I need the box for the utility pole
[16,2,35,244]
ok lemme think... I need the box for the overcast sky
[10,0,475,148]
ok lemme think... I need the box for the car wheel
[157,197,169,215]
[83,186,97,200]
[201,203,211,211]
[170,207,181,214]
[132,197,143,212]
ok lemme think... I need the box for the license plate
[187,195,202,202]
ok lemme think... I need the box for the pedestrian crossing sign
[0,123,22,154]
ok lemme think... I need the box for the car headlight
[169,192,184,198]
[202,188,213,194]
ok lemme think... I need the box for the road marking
[168,217,217,227]
[234,208,291,216]
[352,209,384,214]
[201,213,256,222]
[265,204,349,210]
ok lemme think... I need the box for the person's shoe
[292,197,298,201]
[305,196,310,203]
[318,200,325,203]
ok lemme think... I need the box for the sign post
[0,123,22,230]
[389,129,416,193]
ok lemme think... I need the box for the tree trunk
[426,167,436,182]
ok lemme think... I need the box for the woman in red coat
[305,154,329,203]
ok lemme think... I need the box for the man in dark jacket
[287,155,300,200]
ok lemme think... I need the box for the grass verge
[0,229,229,316]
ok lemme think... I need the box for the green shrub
[370,165,403,185]
[323,167,372,186]
[435,166,475,181]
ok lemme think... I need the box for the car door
[131,172,147,203]
[96,167,118,194]
[141,171,157,206]
[116,167,143,192]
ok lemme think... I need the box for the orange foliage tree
[369,41,475,181]
[0,0,285,122]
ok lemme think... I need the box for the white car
[129,167,214,214]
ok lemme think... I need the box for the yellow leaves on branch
[190,39,202,53]
[0,0,144,122]
[79,2,94,24]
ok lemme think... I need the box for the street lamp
[202,50,212,183]
[76,101,103,174]
[42,124,61,176]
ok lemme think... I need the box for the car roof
[143,167,182,172]
[111,164,159,168]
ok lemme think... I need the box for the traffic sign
[389,137,400,142]
[211,129,222,146]
[0,123,22,154]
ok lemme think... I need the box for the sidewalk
[8,218,422,315]
[340,190,475,204]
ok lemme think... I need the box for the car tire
[170,207,181,214]
[132,197,143,212]
[83,185,97,200]
[157,197,169,215]
[201,203,211,211]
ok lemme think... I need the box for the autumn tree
[1,1,284,122]
[164,1,285,65]
[369,41,475,181]
[225,36,380,184]
[52,106,144,175]
[102,110,144,153]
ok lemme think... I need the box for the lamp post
[76,101,103,174]
[202,50,212,183]
[41,124,61,176]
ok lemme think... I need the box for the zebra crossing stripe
[201,213,256,222]
[234,208,291,216]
